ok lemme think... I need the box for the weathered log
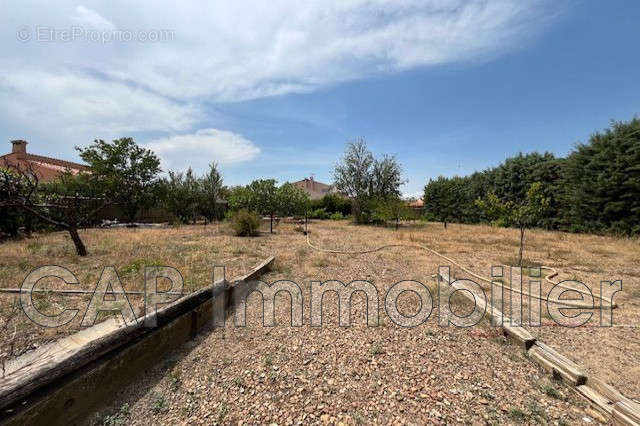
[612,400,640,426]
[527,341,586,386]
[0,256,274,422]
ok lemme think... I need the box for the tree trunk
[395,215,399,230]
[518,227,525,267]
[68,226,87,256]
[24,213,33,236]
[444,220,447,229]
[270,214,273,233]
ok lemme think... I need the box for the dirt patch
[1,220,638,423]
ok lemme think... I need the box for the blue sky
[2,1,639,196]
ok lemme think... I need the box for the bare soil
[1,220,638,424]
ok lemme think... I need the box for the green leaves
[162,163,225,224]
[333,138,405,223]
[77,138,162,221]
[424,117,640,235]
[562,117,640,234]
[228,179,310,222]
[476,182,550,229]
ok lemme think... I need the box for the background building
[0,140,87,181]
[292,176,333,200]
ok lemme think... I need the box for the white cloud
[70,6,116,30]
[0,70,198,134]
[146,129,260,171]
[0,0,560,153]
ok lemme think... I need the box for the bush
[309,208,328,219]
[329,212,343,220]
[232,209,260,236]
[0,207,23,238]
[320,194,352,216]
[420,212,435,222]
[310,194,351,216]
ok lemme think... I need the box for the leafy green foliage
[198,163,224,223]
[309,208,329,219]
[231,209,261,236]
[163,168,201,224]
[423,117,640,236]
[333,138,405,223]
[0,168,24,237]
[160,163,226,225]
[77,138,161,222]
[561,118,640,235]
[476,182,550,265]
[310,194,352,216]
[277,182,310,217]
[247,179,279,219]
[368,197,408,228]
[228,179,310,232]
[476,183,550,229]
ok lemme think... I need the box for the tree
[423,176,459,228]
[228,180,310,233]
[476,182,550,266]
[77,138,161,222]
[561,118,640,235]
[277,183,310,218]
[371,155,403,199]
[247,179,279,233]
[0,168,23,238]
[333,138,374,223]
[199,163,224,224]
[0,162,107,256]
[313,194,351,216]
[163,168,201,224]
[228,185,254,211]
[371,196,407,230]
[333,138,404,223]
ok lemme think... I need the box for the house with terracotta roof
[407,198,424,209]
[1,140,88,181]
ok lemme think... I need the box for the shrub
[0,207,23,238]
[329,212,343,220]
[310,194,352,216]
[309,208,328,219]
[420,212,435,222]
[232,209,260,236]
[320,194,352,216]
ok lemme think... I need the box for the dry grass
[1,220,639,422]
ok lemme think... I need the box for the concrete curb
[0,257,274,425]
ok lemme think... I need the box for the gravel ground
[2,220,636,424]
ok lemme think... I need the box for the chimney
[11,140,27,159]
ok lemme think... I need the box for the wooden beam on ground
[437,266,640,424]
[0,256,274,425]
[527,342,586,386]
[612,401,640,426]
